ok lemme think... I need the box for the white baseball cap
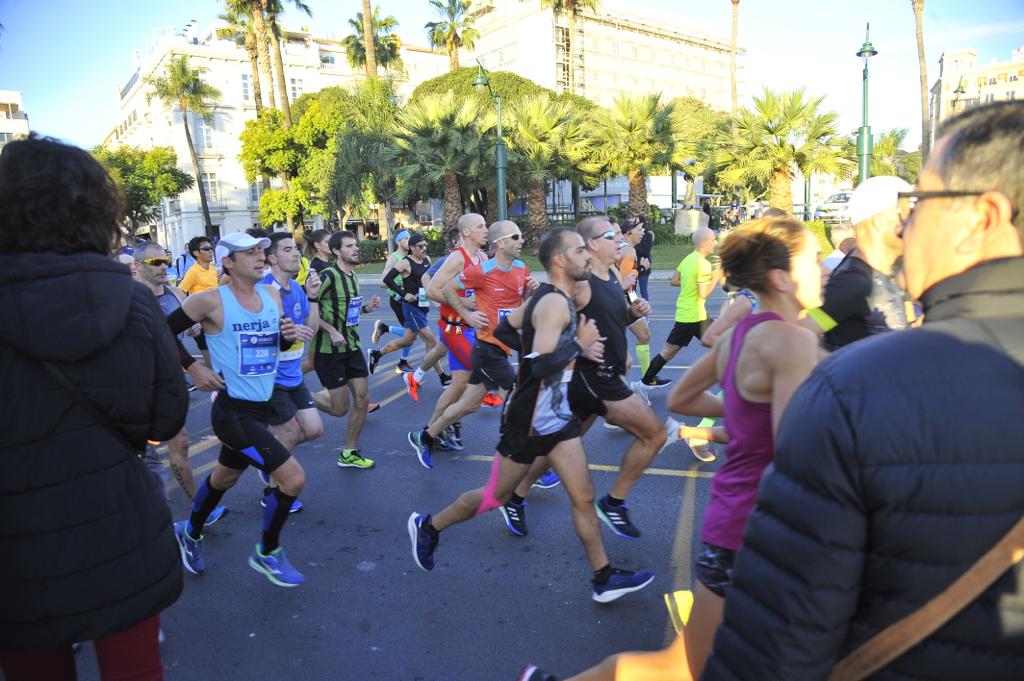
[215,232,271,264]
[848,176,913,225]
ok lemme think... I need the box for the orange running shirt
[457,258,530,354]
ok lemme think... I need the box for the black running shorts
[468,341,516,391]
[666,318,712,348]
[389,296,406,326]
[267,383,315,426]
[211,394,292,474]
[694,540,736,597]
[314,349,369,389]
[568,368,633,418]
[496,419,582,465]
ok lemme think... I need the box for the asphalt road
[77,280,729,681]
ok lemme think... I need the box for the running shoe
[532,470,561,489]
[435,432,456,451]
[248,544,304,587]
[368,402,381,414]
[439,372,452,387]
[173,520,205,575]
[642,377,672,387]
[688,438,716,463]
[338,449,375,469]
[408,429,434,469]
[403,372,421,401]
[517,666,558,681]
[368,349,382,375]
[595,495,641,539]
[445,423,464,451]
[397,359,414,373]
[187,383,198,392]
[260,495,305,513]
[603,419,622,431]
[482,392,504,409]
[371,320,388,345]
[500,501,528,536]
[205,505,229,525]
[629,380,652,406]
[407,512,437,571]
[591,568,655,603]
[258,468,271,485]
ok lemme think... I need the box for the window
[989,77,997,85]
[290,78,303,100]
[1009,91,1017,101]
[200,172,220,204]
[320,54,335,64]
[193,115,213,151]
[0,132,12,147]
[241,74,251,102]
[168,196,181,215]
[984,93,996,103]
[249,179,264,203]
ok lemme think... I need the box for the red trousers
[0,614,163,681]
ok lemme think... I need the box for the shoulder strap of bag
[828,513,1024,681]
[40,360,143,455]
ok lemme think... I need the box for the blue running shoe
[257,469,270,485]
[500,501,528,537]
[408,430,434,470]
[173,520,205,575]
[248,544,304,587]
[595,495,641,539]
[436,432,456,451]
[446,423,464,451]
[532,470,561,490]
[205,505,229,526]
[407,512,438,571]
[260,496,304,513]
[591,568,655,603]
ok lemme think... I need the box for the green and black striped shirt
[316,264,363,353]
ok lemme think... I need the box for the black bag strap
[40,360,143,455]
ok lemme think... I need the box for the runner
[408,228,655,603]
[369,233,447,384]
[372,230,415,373]
[619,218,653,376]
[310,231,380,469]
[165,231,312,587]
[506,217,666,539]
[303,229,333,274]
[665,217,822,675]
[178,235,219,369]
[257,232,326,513]
[407,220,535,469]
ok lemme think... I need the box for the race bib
[418,287,429,308]
[498,307,515,324]
[238,332,278,376]
[346,296,363,327]
[280,340,304,362]
[465,288,475,299]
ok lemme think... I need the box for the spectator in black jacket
[0,135,187,681]
[701,105,1024,680]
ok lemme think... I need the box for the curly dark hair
[0,133,124,255]
[187,235,212,258]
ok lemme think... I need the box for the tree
[93,145,193,240]
[217,5,264,113]
[361,0,377,77]
[345,6,402,74]
[590,93,678,218]
[145,55,222,238]
[388,93,488,229]
[265,0,312,125]
[425,0,479,72]
[715,88,855,214]
[871,128,922,183]
[541,0,600,95]
[670,96,732,200]
[911,0,930,160]
[236,0,277,111]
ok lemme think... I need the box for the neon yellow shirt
[675,251,711,322]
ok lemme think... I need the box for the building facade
[104,22,448,257]
[464,0,742,111]
[0,90,30,150]
[930,46,1024,144]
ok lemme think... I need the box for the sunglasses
[198,246,213,252]
[494,233,522,242]
[141,258,171,267]
[591,230,616,241]
[413,242,428,248]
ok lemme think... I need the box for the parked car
[814,191,854,225]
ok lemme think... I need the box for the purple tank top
[700,311,782,550]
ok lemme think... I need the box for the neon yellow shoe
[337,449,375,469]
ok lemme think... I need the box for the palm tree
[508,93,597,239]
[541,0,600,94]
[730,0,740,113]
[344,7,402,74]
[911,0,930,160]
[388,93,487,229]
[145,55,223,238]
[590,93,678,218]
[871,128,922,182]
[217,6,264,112]
[715,88,855,214]
[238,0,277,114]
[425,0,479,72]
[265,0,312,126]
[361,0,377,77]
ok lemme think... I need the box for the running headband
[395,230,411,242]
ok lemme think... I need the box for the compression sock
[642,354,667,383]
[475,454,504,515]
[188,475,226,539]
[636,344,651,374]
[697,391,725,428]
[389,326,404,337]
[509,492,526,505]
[261,487,297,553]
[400,345,412,360]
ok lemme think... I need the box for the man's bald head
[693,227,715,247]
[488,220,518,243]
[458,213,485,234]
[576,215,613,242]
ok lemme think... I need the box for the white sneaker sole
[592,573,655,603]
[407,512,431,571]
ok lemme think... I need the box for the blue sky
[1,0,1021,150]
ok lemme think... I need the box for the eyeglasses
[590,230,616,241]
[198,246,213,252]
[141,258,171,267]
[494,233,522,242]
[896,190,984,225]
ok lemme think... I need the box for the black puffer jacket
[702,257,1024,681]
[0,251,187,648]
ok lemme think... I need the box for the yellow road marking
[664,466,699,643]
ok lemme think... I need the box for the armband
[807,307,838,332]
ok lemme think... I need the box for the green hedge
[357,239,389,263]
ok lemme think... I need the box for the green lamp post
[474,61,508,221]
[856,23,878,185]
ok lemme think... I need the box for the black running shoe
[500,501,528,536]
[397,359,413,373]
[595,495,641,539]
[368,349,382,375]
[518,665,558,681]
[642,376,672,387]
[439,372,452,387]
[591,567,655,603]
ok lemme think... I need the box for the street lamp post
[856,23,878,185]
[474,61,508,221]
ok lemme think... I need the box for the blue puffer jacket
[702,257,1024,681]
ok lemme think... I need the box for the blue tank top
[261,272,308,388]
[207,285,280,402]
[155,286,185,340]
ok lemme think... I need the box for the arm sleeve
[820,269,872,325]
[383,267,404,297]
[493,316,522,351]
[702,368,867,681]
[529,338,581,379]
[166,307,199,369]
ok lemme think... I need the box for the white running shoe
[630,380,652,406]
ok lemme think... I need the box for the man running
[506,217,666,539]
[310,231,380,469]
[373,229,415,373]
[257,232,326,513]
[620,218,653,377]
[166,231,311,587]
[408,228,655,603]
[407,220,534,469]
[178,236,219,369]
